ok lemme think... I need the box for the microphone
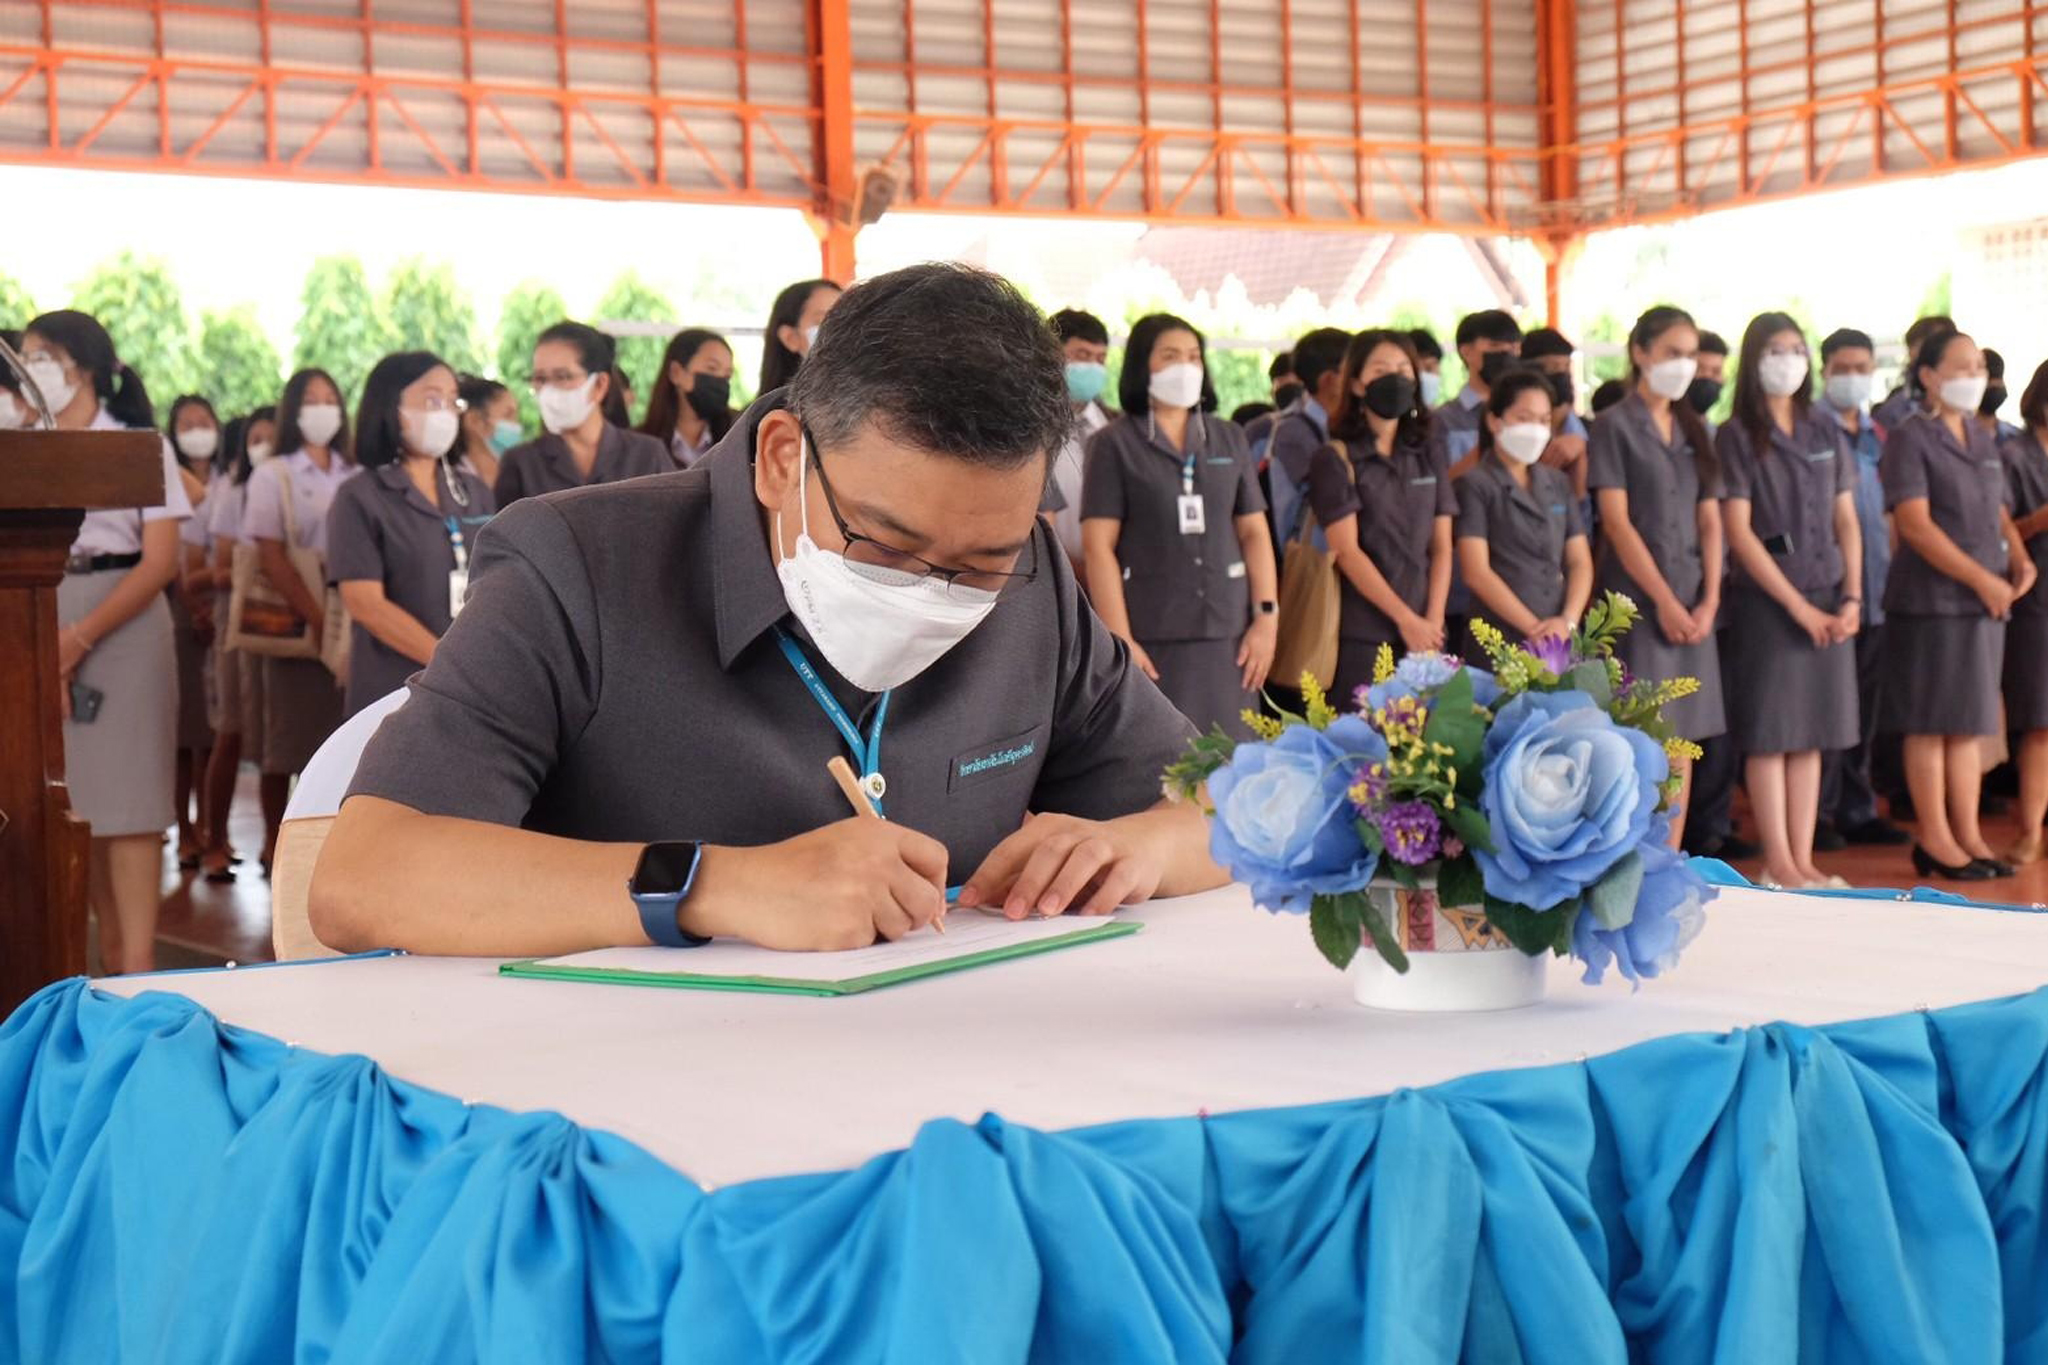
[0,333,57,430]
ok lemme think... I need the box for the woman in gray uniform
[1882,328,2033,880]
[2001,361,2048,864]
[1081,314,1278,737]
[1588,304,1725,846]
[1716,312,1862,890]
[1307,329,1457,705]
[1455,367,1592,660]
[327,352,497,718]
[494,322,670,509]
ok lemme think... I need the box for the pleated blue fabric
[2,973,2044,1363]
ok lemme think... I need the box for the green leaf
[1437,852,1486,909]
[380,258,482,374]
[1390,859,1420,891]
[495,279,570,429]
[1567,660,1615,707]
[1356,891,1411,974]
[594,269,680,412]
[193,306,284,418]
[1441,800,1495,854]
[1587,851,1644,930]
[71,251,195,396]
[1357,819,1385,858]
[1309,894,1361,970]
[1482,894,1577,957]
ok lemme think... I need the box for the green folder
[499,920,1140,997]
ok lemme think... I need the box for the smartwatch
[1256,599,1279,616]
[629,841,710,948]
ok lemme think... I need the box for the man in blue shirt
[1262,327,1351,566]
[1431,310,1523,478]
[1873,314,1954,431]
[1816,327,1910,846]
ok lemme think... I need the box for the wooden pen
[826,755,946,934]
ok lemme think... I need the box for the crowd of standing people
[6,270,2046,971]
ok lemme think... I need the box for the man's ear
[753,408,802,511]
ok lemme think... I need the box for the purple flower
[1376,800,1444,866]
[1525,632,1574,675]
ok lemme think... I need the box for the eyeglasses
[803,424,1039,602]
[527,368,588,391]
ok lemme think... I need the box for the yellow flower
[1242,710,1285,741]
[1373,643,1396,685]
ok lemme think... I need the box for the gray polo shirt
[1080,412,1266,643]
[1881,411,2010,617]
[347,398,1196,882]
[1589,392,1719,606]
[2005,429,2048,620]
[1716,410,1856,596]
[1455,456,1585,624]
[1307,433,1456,642]
[326,461,497,716]
[492,423,672,509]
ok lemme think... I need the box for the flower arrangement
[1164,593,1716,987]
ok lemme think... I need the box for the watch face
[634,841,700,896]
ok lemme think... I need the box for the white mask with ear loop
[774,438,1000,693]
[1496,423,1551,466]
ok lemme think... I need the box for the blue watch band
[630,843,709,948]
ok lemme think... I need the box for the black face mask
[1547,371,1575,410]
[1981,384,2009,419]
[1362,374,1417,420]
[1273,380,1305,410]
[1685,377,1724,416]
[1478,350,1518,386]
[686,374,732,421]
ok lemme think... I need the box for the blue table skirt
[2,961,2046,1363]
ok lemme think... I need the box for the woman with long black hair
[639,328,737,467]
[757,278,841,395]
[25,309,192,972]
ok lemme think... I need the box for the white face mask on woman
[404,408,462,459]
[23,357,76,416]
[1758,353,1810,398]
[1939,375,1990,416]
[1644,356,1698,402]
[175,427,220,462]
[298,403,344,448]
[537,375,599,435]
[773,440,999,694]
[1148,362,1204,411]
[1495,422,1551,466]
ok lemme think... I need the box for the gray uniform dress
[1307,431,1457,706]
[2001,428,2048,730]
[1588,393,1727,742]
[1716,410,1860,753]
[326,462,498,718]
[1881,411,2011,736]
[492,424,672,510]
[1081,412,1267,739]
[1453,455,1586,659]
[350,396,1196,887]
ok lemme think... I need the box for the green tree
[1208,348,1269,418]
[380,258,481,372]
[0,271,36,329]
[494,281,568,429]
[1916,271,1953,325]
[192,307,284,416]
[594,270,678,410]
[70,251,195,397]
[294,255,384,398]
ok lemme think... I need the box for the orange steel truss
[3,0,2046,288]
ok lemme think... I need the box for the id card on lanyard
[1176,451,1206,535]
[446,517,471,618]
[775,627,893,814]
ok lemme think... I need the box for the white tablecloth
[102,885,2048,1188]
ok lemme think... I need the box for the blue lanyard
[444,517,469,571]
[1180,450,1197,496]
[775,627,892,814]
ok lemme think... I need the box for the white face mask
[175,427,219,462]
[1644,356,1698,402]
[1148,361,1204,410]
[247,441,275,466]
[802,325,821,354]
[1419,372,1443,408]
[404,408,461,459]
[298,403,344,447]
[1824,373,1872,411]
[24,357,76,416]
[774,440,999,693]
[0,391,25,429]
[1758,353,1809,398]
[537,375,599,434]
[1496,422,1551,466]
[1939,375,1989,415]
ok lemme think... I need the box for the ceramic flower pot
[1350,876,1547,1012]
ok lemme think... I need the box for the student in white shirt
[26,309,191,974]
[1046,309,1114,575]
[165,393,222,866]
[242,368,358,870]
[198,408,276,882]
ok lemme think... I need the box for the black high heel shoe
[1912,845,1997,881]
[1971,857,2015,879]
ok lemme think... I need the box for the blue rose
[1572,834,1713,987]
[1208,716,1387,914]
[1473,690,1668,910]
[1363,652,1502,712]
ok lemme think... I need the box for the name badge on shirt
[1410,476,1438,487]
[1178,494,1207,536]
[1227,561,1247,579]
[448,568,471,618]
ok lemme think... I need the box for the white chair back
[272,688,409,960]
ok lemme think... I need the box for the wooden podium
[0,429,165,1013]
